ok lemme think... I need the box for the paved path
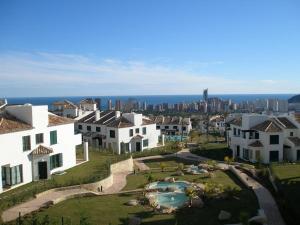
[2,187,89,222]
[2,171,131,222]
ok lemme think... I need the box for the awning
[31,145,54,155]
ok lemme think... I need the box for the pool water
[147,181,189,192]
[153,192,189,209]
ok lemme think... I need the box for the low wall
[83,157,133,192]
[229,166,252,188]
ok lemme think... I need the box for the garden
[12,156,259,225]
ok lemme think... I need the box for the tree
[177,163,184,172]
[185,186,197,206]
[147,174,154,183]
[160,162,167,172]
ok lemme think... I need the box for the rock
[166,186,177,192]
[218,210,231,221]
[164,177,175,182]
[128,217,141,225]
[195,183,205,190]
[176,170,184,176]
[191,197,204,208]
[248,215,267,224]
[125,199,139,206]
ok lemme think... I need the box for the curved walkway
[1,171,131,223]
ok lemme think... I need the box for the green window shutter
[50,131,57,145]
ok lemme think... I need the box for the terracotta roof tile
[276,117,297,129]
[251,120,282,132]
[249,140,264,147]
[288,137,300,146]
[0,113,32,134]
[31,145,53,155]
[106,117,133,128]
[228,117,242,126]
[48,115,74,126]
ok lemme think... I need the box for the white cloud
[0,51,298,97]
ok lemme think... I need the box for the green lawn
[143,157,195,169]
[271,164,300,225]
[190,143,232,161]
[0,146,129,220]
[20,158,258,225]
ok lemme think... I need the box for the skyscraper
[108,99,112,110]
[115,99,121,111]
[203,89,208,102]
[95,98,101,110]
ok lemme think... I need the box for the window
[269,151,279,162]
[129,129,133,137]
[242,132,246,139]
[143,139,149,147]
[255,132,259,139]
[10,165,23,185]
[270,135,279,145]
[22,136,31,151]
[243,148,249,160]
[96,127,101,132]
[156,126,160,129]
[173,126,178,130]
[233,128,237,136]
[110,130,116,138]
[50,131,57,145]
[135,128,140,133]
[87,126,91,131]
[142,127,147,135]
[297,150,300,161]
[238,129,241,136]
[165,126,169,129]
[78,124,82,130]
[50,153,63,170]
[290,132,294,137]
[182,127,186,131]
[35,133,44,144]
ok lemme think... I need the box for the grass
[271,163,300,225]
[131,142,181,159]
[143,157,195,169]
[0,146,129,220]
[190,143,232,161]
[19,157,258,225]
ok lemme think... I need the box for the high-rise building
[108,99,112,110]
[142,101,147,111]
[203,89,208,102]
[115,99,121,111]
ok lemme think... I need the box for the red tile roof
[251,120,282,132]
[0,113,32,134]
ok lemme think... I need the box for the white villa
[227,114,300,164]
[0,104,82,193]
[52,98,97,118]
[76,111,160,154]
[150,116,192,136]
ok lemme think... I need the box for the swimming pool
[147,181,190,192]
[150,192,189,209]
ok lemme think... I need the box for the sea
[5,94,295,109]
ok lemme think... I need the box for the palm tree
[160,162,167,172]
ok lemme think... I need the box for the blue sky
[0,0,300,97]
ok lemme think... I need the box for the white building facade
[228,114,300,164]
[0,104,82,193]
[76,111,160,154]
[150,116,192,136]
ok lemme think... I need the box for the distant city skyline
[1,0,300,97]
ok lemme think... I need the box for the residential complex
[227,114,300,164]
[0,104,82,193]
[75,110,160,154]
[150,115,192,136]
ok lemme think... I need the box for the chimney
[115,111,121,118]
[95,110,100,121]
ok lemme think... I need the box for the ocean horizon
[5,94,295,109]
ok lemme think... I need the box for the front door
[269,151,279,162]
[38,162,48,180]
[136,142,141,152]
[236,146,240,157]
